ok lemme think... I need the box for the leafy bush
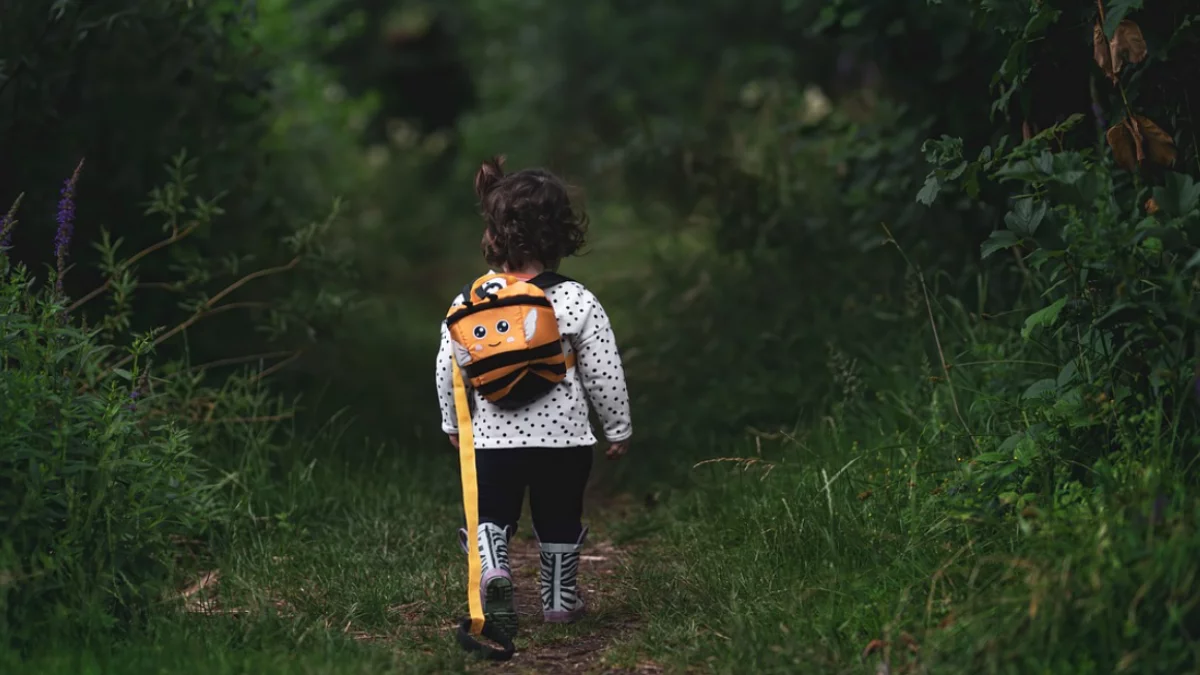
[0,260,217,641]
[0,154,348,645]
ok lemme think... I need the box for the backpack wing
[523,308,539,343]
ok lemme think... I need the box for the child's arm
[435,323,460,442]
[573,291,633,444]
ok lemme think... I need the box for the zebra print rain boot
[537,526,588,623]
[458,522,518,638]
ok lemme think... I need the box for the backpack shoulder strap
[528,271,576,290]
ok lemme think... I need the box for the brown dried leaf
[1125,116,1146,164]
[1145,197,1160,214]
[862,639,888,660]
[1135,115,1177,167]
[1106,122,1138,171]
[1093,21,1115,81]
[1109,20,1148,77]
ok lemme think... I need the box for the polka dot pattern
[434,278,633,449]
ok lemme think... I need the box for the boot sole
[484,577,518,639]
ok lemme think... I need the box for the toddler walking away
[435,156,633,638]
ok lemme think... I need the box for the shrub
[0,155,346,646]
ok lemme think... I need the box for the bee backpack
[444,271,575,409]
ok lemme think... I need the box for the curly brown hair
[474,156,589,271]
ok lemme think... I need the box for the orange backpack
[444,271,575,408]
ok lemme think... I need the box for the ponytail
[474,156,506,201]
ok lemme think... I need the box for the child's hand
[448,434,459,449]
[605,440,630,460]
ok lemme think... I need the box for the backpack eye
[473,325,487,339]
[496,320,510,334]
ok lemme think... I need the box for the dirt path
[467,492,661,675]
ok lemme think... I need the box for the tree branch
[101,257,300,375]
[249,349,303,383]
[184,350,297,374]
[68,220,202,312]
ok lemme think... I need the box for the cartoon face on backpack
[445,272,573,408]
[450,306,541,366]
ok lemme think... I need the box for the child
[434,157,632,637]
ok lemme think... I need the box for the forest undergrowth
[5,0,1200,674]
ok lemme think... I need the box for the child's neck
[502,263,546,277]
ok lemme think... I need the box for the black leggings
[473,446,592,544]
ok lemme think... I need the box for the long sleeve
[572,291,633,442]
[435,322,459,435]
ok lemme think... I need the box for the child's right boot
[458,522,518,638]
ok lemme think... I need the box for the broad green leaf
[1056,360,1078,389]
[981,230,1020,259]
[998,431,1024,454]
[1151,172,1200,218]
[1021,378,1057,399]
[964,167,981,199]
[1005,197,1047,236]
[1021,297,1067,339]
[916,175,941,205]
[1023,5,1061,37]
[996,463,1021,478]
[1032,152,1054,175]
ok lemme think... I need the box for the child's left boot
[537,527,588,624]
[458,523,519,638]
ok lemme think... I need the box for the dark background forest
[3,0,1200,672]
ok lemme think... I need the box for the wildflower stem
[880,222,977,449]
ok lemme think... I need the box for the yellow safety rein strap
[451,358,486,636]
[452,340,573,660]
[451,358,515,661]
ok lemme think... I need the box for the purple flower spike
[54,159,85,293]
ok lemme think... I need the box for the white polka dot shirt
[434,277,633,449]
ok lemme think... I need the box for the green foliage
[0,260,218,641]
[0,149,354,645]
[563,0,1200,672]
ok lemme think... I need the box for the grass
[8,301,1200,674]
[6,449,470,674]
[594,301,1200,675]
[5,441,649,675]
